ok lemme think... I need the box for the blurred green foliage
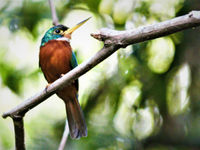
[0,0,200,150]
[0,58,24,94]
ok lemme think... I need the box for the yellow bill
[64,17,91,35]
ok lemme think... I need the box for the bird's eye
[55,29,60,34]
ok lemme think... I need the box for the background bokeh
[0,0,200,150]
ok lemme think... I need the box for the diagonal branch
[91,11,200,46]
[2,11,200,120]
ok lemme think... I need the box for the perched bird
[39,18,90,139]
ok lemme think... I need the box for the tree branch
[2,11,200,120]
[48,0,59,26]
[58,121,69,150]
[13,117,25,150]
[91,11,200,47]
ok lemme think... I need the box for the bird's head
[41,17,91,46]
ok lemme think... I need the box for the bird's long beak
[64,17,91,35]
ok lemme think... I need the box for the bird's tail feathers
[65,96,87,139]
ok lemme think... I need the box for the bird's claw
[60,73,75,84]
[45,83,51,92]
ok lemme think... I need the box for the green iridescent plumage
[40,20,89,139]
[40,24,78,69]
[41,25,68,46]
[70,51,78,69]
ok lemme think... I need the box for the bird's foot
[45,83,51,92]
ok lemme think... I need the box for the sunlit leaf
[99,0,114,15]
[121,80,142,107]
[167,63,191,115]
[114,80,142,136]
[132,107,154,140]
[114,103,135,136]
[145,100,163,134]
[113,0,136,25]
[149,0,185,19]
[147,37,175,74]
[132,99,162,140]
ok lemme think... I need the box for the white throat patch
[56,37,71,42]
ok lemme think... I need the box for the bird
[39,17,90,139]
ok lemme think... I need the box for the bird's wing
[70,51,78,68]
[70,51,79,91]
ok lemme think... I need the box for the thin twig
[48,0,59,26]
[13,118,25,150]
[2,11,200,120]
[58,121,69,150]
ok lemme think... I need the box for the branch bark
[2,11,200,120]
[13,118,25,150]
[91,11,200,47]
